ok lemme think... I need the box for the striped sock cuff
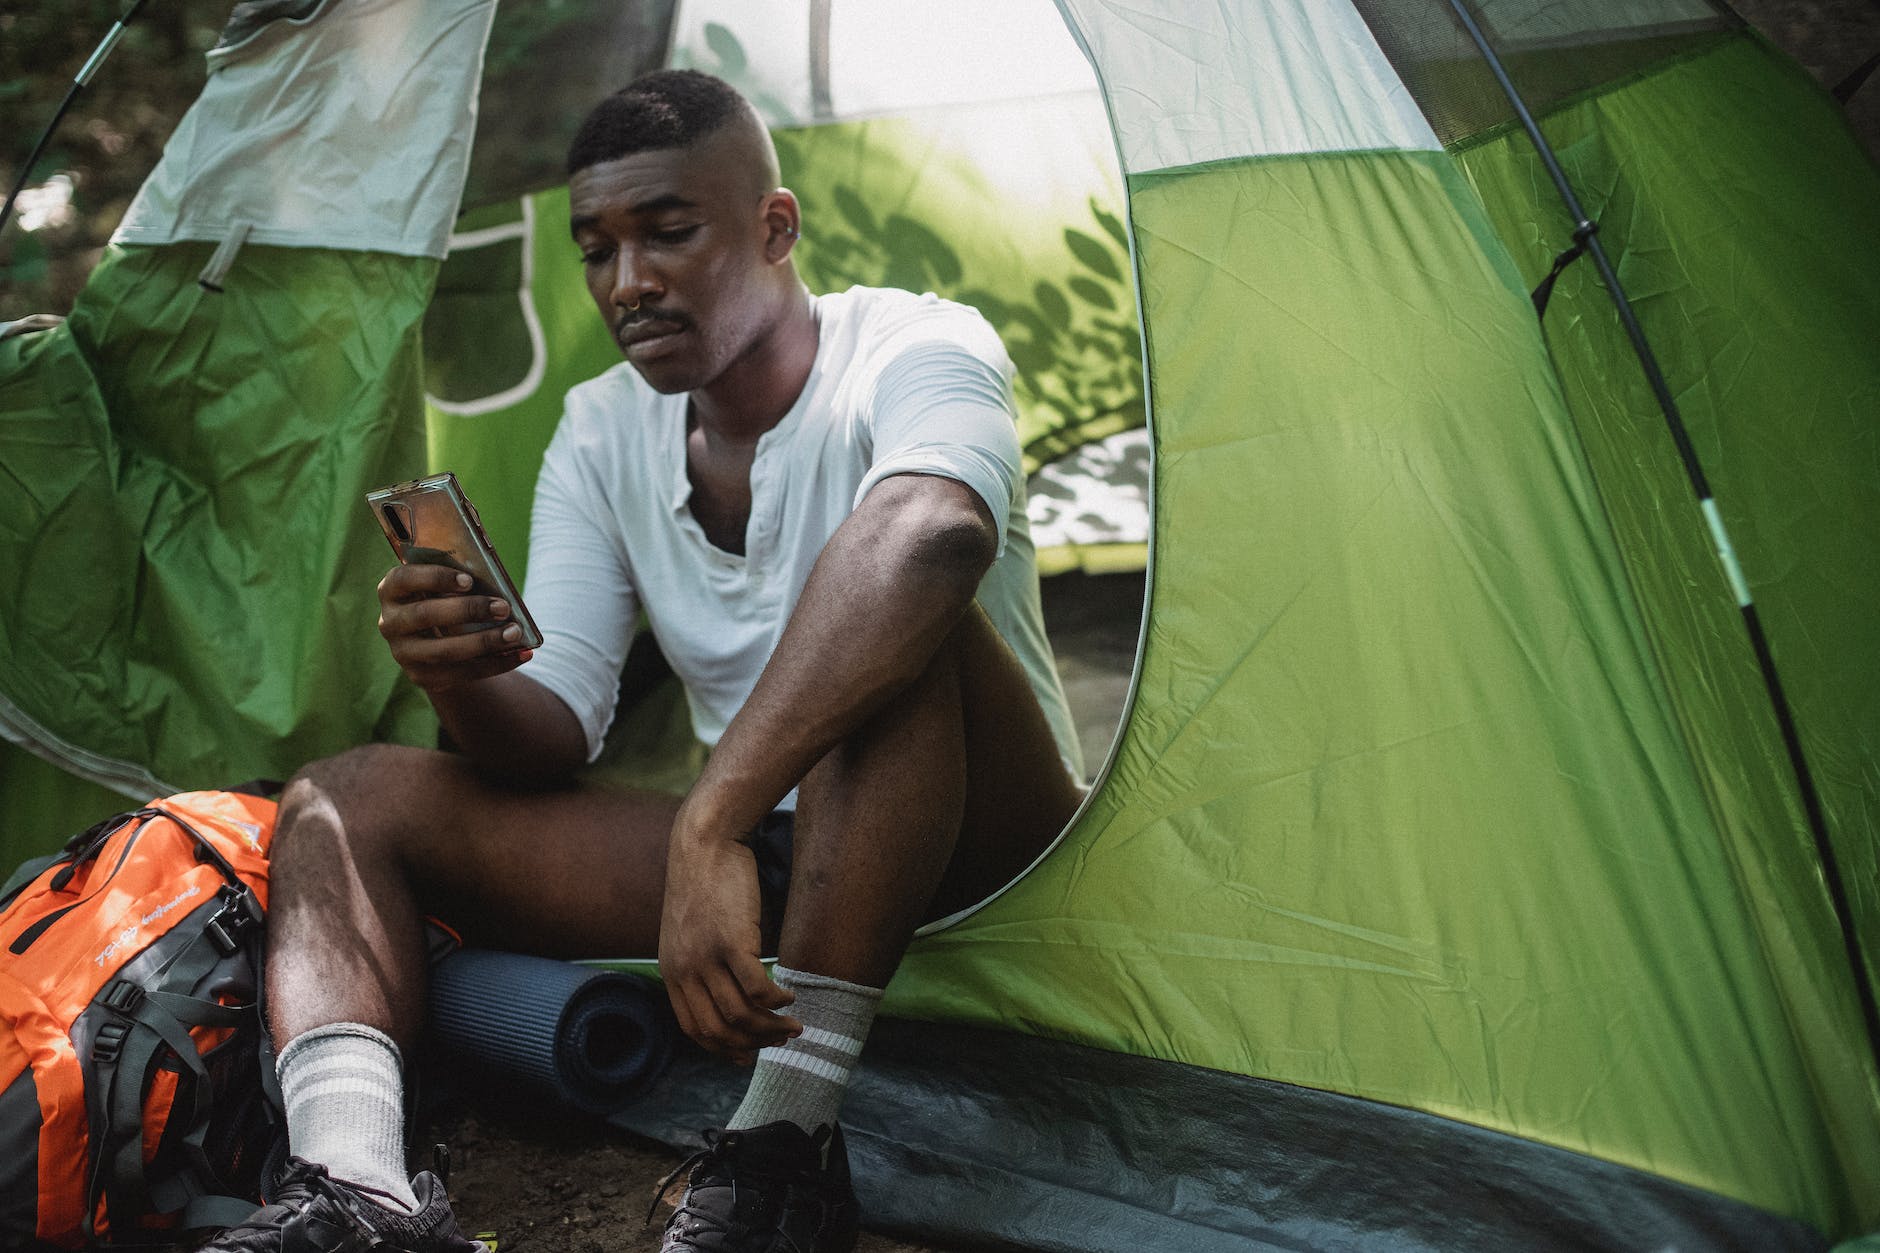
[774,965,887,1001]
[727,965,883,1132]
[276,1022,415,1208]
[277,1022,403,1081]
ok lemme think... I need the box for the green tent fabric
[2,0,1877,1247]
[0,0,501,817]
[1454,33,1880,1010]
[605,2,1880,1243]
[0,243,440,789]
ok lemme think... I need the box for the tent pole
[809,0,835,122]
[1442,0,1880,1075]
[0,0,151,239]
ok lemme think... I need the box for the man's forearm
[429,669,589,784]
[680,474,996,836]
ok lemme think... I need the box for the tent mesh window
[1349,0,1743,148]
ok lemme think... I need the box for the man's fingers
[668,979,734,1061]
[381,593,508,640]
[737,962,796,1013]
[665,978,699,1044]
[392,635,518,673]
[679,975,743,1058]
[702,967,799,1050]
[392,622,527,667]
[378,562,473,603]
[667,965,797,1059]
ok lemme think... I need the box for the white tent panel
[113,0,495,258]
[1055,0,1440,172]
[827,3,1097,114]
[670,0,1099,128]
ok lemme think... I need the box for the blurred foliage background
[1,1,226,320]
[3,0,1878,325]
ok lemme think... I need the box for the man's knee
[275,743,449,866]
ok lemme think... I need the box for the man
[209,69,1084,1253]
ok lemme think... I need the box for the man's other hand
[377,563,533,692]
[659,815,801,1063]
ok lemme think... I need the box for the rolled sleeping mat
[427,949,677,1112]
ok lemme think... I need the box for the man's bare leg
[785,604,1080,978]
[267,606,1076,1195]
[264,745,681,1199]
[724,604,1082,1134]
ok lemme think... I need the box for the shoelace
[645,1129,734,1229]
[227,1160,407,1243]
[645,1129,832,1251]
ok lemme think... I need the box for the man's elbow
[911,511,997,583]
[870,475,1000,586]
[894,485,1000,586]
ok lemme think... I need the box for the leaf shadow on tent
[772,128,1145,475]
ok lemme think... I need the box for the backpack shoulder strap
[84,888,264,1237]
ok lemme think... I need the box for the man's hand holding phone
[376,564,534,692]
[366,473,542,694]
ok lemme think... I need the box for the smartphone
[365,472,543,651]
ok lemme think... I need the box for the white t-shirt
[521,286,1084,799]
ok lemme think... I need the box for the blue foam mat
[426,949,676,1112]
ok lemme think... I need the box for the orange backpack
[0,790,284,1248]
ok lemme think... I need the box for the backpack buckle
[93,1019,131,1063]
[99,978,144,1014]
[206,888,260,956]
[206,913,242,957]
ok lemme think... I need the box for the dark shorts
[746,810,795,954]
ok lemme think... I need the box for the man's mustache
[617,307,689,335]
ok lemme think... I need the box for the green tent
[2,0,1876,1247]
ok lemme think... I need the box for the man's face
[568,131,776,395]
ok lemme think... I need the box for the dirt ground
[420,1103,957,1253]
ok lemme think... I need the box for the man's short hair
[566,70,749,177]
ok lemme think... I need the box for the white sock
[727,965,883,1133]
[276,1023,417,1210]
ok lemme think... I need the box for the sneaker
[651,1121,860,1253]
[199,1156,487,1252]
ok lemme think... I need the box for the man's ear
[761,188,802,263]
